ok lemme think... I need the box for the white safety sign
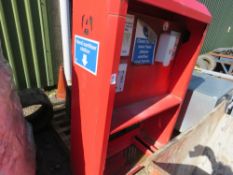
[121,15,135,57]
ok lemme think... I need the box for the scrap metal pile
[213,48,233,55]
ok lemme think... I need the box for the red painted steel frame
[71,0,211,175]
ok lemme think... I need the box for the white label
[110,74,117,85]
[121,15,135,56]
[116,63,127,92]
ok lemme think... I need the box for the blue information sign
[74,35,99,75]
[132,38,156,64]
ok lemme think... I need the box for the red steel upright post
[71,0,211,174]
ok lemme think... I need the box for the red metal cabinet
[71,0,211,174]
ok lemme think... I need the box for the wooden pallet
[209,51,233,59]
[52,102,71,150]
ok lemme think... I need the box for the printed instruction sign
[132,19,157,64]
[116,63,127,92]
[74,35,99,75]
[121,15,135,56]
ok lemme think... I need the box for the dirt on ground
[35,127,72,175]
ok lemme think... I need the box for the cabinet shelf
[110,94,182,135]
